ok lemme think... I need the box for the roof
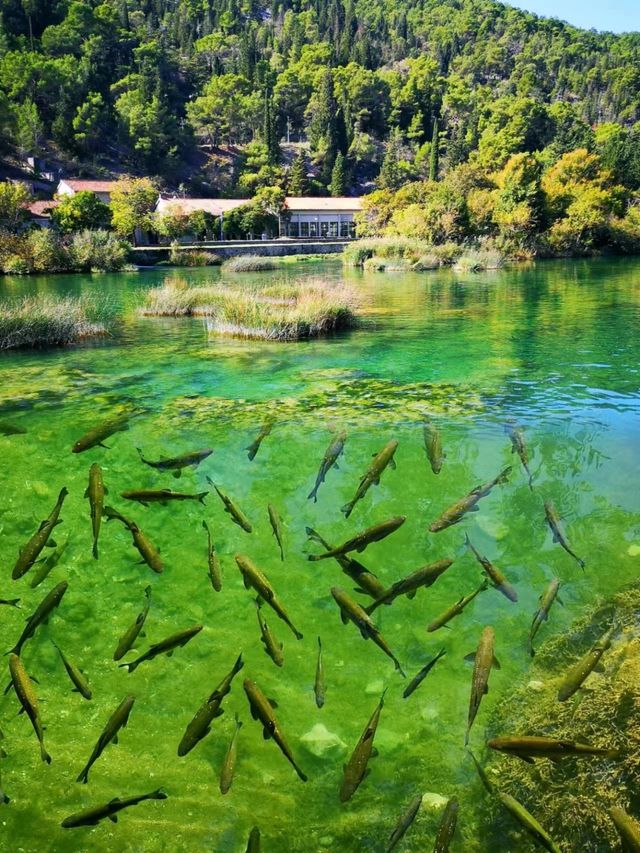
[58,179,120,193]
[25,200,60,217]
[285,196,362,212]
[156,196,363,215]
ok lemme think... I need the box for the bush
[169,243,221,266]
[222,254,277,272]
[27,229,70,273]
[0,296,109,348]
[3,254,30,274]
[453,248,505,272]
[69,230,130,272]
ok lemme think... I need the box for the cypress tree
[429,117,440,182]
[263,87,279,165]
[329,152,347,196]
[288,150,308,195]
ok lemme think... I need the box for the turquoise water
[1,257,639,852]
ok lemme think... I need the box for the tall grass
[140,277,358,341]
[453,248,505,272]
[343,237,464,268]
[222,255,277,272]
[0,296,109,349]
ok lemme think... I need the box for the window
[340,221,349,238]
[309,221,318,237]
[288,222,299,238]
[348,221,356,238]
[328,221,338,237]
[320,222,329,238]
[300,222,309,237]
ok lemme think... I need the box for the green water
[1,258,639,852]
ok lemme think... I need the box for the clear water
[1,257,639,852]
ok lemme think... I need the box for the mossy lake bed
[0,256,639,852]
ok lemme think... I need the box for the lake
[1,257,639,852]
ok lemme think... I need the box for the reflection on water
[1,257,639,851]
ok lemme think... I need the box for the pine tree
[377,128,403,190]
[429,117,440,182]
[308,70,338,185]
[288,150,308,195]
[329,152,347,196]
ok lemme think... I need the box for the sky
[506,1,640,33]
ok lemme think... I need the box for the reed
[0,295,108,349]
[222,255,277,272]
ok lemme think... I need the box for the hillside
[0,0,639,194]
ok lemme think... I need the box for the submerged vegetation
[0,296,108,349]
[141,277,358,340]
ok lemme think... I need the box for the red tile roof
[59,179,120,193]
[26,200,60,217]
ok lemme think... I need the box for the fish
[202,520,222,592]
[341,439,398,518]
[136,447,213,478]
[177,653,244,756]
[423,419,445,475]
[236,555,303,640]
[0,599,19,608]
[529,578,561,657]
[340,689,386,802]
[8,580,68,656]
[119,625,202,673]
[308,516,406,561]
[331,587,405,677]
[557,623,615,701]
[544,500,585,570]
[8,653,51,764]
[52,641,92,700]
[76,694,135,783]
[243,678,308,782]
[72,413,129,453]
[246,419,274,461]
[433,797,459,852]
[220,715,242,795]
[268,504,285,561]
[469,750,561,853]
[246,827,261,852]
[610,806,640,851]
[315,637,325,709]
[488,736,621,763]
[305,527,386,600]
[427,580,489,632]
[12,487,68,579]
[29,537,69,588]
[506,421,533,488]
[464,535,518,603]
[308,429,347,502]
[85,463,106,559]
[104,506,163,573]
[114,585,152,661]
[386,793,422,852]
[403,648,446,699]
[428,467,512,532]
[366,558,454,614]
[465,626,500,745]
[61,789,167,828]
[257,601,284,667]
[121,489,207,505]
[211,482,253,533]
[0,421,26,436]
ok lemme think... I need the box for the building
[155,196,362,240]
[25,199,60,228]
[56,179,120,204]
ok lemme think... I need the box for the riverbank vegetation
[140,277,358,340]
[0,296,109,349]
[0,228,130,274]
[222,255,278,273]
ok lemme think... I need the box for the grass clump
[222,254,277,273]
[140,276,358,341]
[169,243,221,267]
[344,237,464,269]
[0,295,109,349]
[453,248,504,272]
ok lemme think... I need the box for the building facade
[56,179,120,204]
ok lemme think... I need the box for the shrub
[27,229,70,272]
[453,248,505,272]
[69,230,130,272]
[0,296,108,348]
[3,254,30,274]
[222,254,277,272]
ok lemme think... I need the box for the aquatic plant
[483,585,640,852]
[140,277,359,340]
[453,249,505,273]
[0,296,108,349]
[168,244,221,267]
[222,254,278,272]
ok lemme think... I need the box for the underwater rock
[422,792,449,810]
[526,680,545,692]
[300,724,347,758]
[627,544,640,557]
[364,679,385,695]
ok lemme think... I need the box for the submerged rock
[300,724,347,758]
[422,792,449,810]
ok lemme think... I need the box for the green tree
[429,117,439,182]
[110,178,158,242]
[0,181,30,232]
[288,150,308,195]
[72,92,108,154]
[329,152,348,196]
[13,98,43,156]
[51,191,112,234]
[306,70,338,185]
[262,86,279,166]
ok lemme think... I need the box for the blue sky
[506,1,640,33]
